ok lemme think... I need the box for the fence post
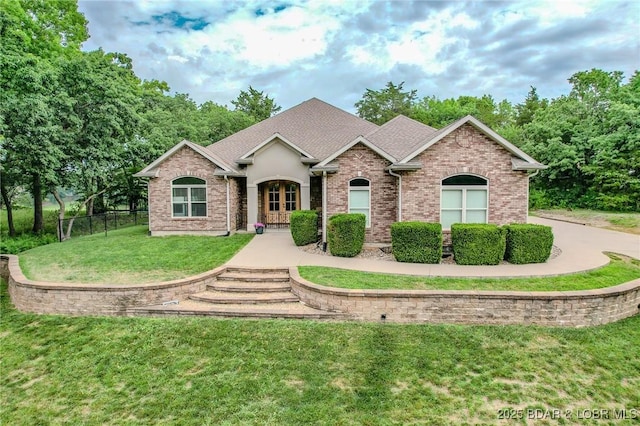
[58,217,63,242]
[89,215,93,236]
[104,213,107,237]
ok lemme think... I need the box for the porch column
[247,184,258,231]
[301,183,310,210]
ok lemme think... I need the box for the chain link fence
[58,210,149,241]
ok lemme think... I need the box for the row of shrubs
[290,210,554,265]
[390,221,553,265]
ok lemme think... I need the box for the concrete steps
[130,267,347,320]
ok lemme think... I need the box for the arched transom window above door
[440,175,487,229]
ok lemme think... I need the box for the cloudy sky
[78,0,639,112]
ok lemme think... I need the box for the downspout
[322,171,328,251]
[146,180,152,236]
[224,175,231,236]
[388,169,402,222]
[526,169,541,222]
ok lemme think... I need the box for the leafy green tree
[355,81,417,124]
[200,101,255,143]
[581,71,640,210]
[521,69,638,211]
[0,54,65,233]
[54,50,142,221]
[0,0,87,233]
[516,87,548,126]
[231,86,281,122]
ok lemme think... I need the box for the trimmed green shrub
[505,224,554,264]
[327,213,365,257]
[290,210,318,246]
[451,224,506,265]
[391,222,442,263]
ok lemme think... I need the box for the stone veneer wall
[326,143,397,243]
[148,146,229,235]
[401,124,529,225]
[4,255,639,327]
[289,268,640,327]
[1,255,223,316]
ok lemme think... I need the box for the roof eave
[310,165,339,174]
[133,170,159,178]
[213,169,246,177]
[512,163,548,171]
[387,162,423,171]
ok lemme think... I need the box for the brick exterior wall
[401,124,529,225]
[148,146,229,235]
[289,268,640,327]
[326,143,397,243]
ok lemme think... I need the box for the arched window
[172,177,207,217]
[349,178,370,227]
[441,175,487,229]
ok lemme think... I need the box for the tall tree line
[355,73,639,212]
[0,1,279,237]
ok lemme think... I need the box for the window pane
[172,188,188,203]
[350,190,369,209]
[191,188,206,202]
[350,208,370,227]
[441,210,462,229]
[191,203,206,217]
[467,190,487,209]
[173,177,206,185]
[442,190,462,208]
[349,178,370,187]
[466,210,487,223]
[173,203,187,217]
[443,175,487,186]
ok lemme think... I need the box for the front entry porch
[258,180,300,229]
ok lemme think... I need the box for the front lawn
[18,226,253,284]
[1,280,638,425]
[299,254,640,292]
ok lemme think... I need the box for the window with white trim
[349,178,371,227]
[440,175,487,229]
[172,177,207,217]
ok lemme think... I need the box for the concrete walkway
[226,217,640,277]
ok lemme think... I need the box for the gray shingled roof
[206,98,379,169]
[202,98,544,173]
[364,115,437,160]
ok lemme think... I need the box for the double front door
[262,181,300,226]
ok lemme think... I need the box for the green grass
[0,207,59,236]
[18,226,254,284]
[1,280,639,425]
[299,254,640,292]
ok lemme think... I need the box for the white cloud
[78,0,640,112]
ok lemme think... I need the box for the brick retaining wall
[3,254,639,326]
[1,255,223,316]
[289,268,640,327]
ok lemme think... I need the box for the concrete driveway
[227,217,639,277]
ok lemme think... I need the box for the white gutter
[322,171,328,251]
[224,175,231,234]
[388,169,402,222]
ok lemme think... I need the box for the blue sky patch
[152,11,209,30]
[255,4,290,17]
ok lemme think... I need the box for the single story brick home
[135,98,546,244]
